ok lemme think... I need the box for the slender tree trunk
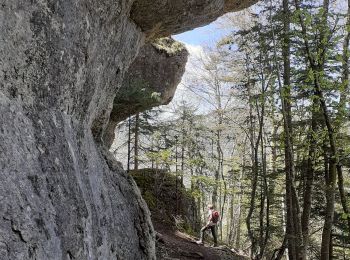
[235,145,246,250]
[127,116,132,172]
[218,130,227,242]
[245,58,261,257]
[270,0,305,257]
[257,45,269,259]
[213,78,224,210]
[228,191,234,244]
[272,237,287,260]
[215,128,222,232]
[271,123,287,260]
[236,172,243,251]
[247,104,264,259]
[181,115,185,185]
[258,156,265,260]
[258,141,269,259]
[279,0,304,257]
[175,135,179,214]
[319,114,337,260]
[271,197,289,260]
[257,58,268,259]
[321,139,336,260]
[134,112,140,170]
[301,110,317,258]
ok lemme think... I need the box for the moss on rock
[130,169,200,232]
[152,37,186,56]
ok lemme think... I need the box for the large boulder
[104,38,188,147]
[0,0,257,259]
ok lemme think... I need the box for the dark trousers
[200,225,217,245]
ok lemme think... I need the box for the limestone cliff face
[0,0,257,259]
[131,0,258,39]
[104,38,188,148]
[0,1,154,259]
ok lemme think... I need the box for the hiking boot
[196,240,203,245]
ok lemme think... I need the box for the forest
[112,0,350,259]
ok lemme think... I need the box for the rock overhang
[106,0,259,146]
[130,0,259,40]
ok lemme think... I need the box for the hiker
[196,204,219,247]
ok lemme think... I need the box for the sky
[164,7,257,114]
[173,18,230,47]
[166,17,231,111]
[172,4,258,46]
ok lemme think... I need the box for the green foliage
[143,190,156,210]
[152,37,186,56]
[131,169,199,232]
[114,79,162,111]
[146,148,173,169]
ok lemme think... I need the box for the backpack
[212,210,220,223]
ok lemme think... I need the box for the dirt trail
[155,223,249,260]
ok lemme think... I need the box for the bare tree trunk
[127,116,132,172]
[259,140,270,259]
[272,237,287,260]
[321,139,336,260]
[219,138,226,242]
[236,205,242,250]
[134,112,140,170]
[277,198,289,260]
[258,139,267,259]
[228,191,234,244]
[175,135,179,214]
[257,43,269,259]
[301,110,317,258]
[235,144,246,250]
[181,114,185,185]
[213,76,224,211]
[216,128,222,237]
[245,56,261,257]
[278,0,304,257]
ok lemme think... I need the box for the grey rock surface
[0,0,257,259]
[104,38,189,148]
[0,1,154,259]
[131,0,258,39]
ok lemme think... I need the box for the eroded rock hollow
[0,0,257,259]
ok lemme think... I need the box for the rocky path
[155,223,249,260]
